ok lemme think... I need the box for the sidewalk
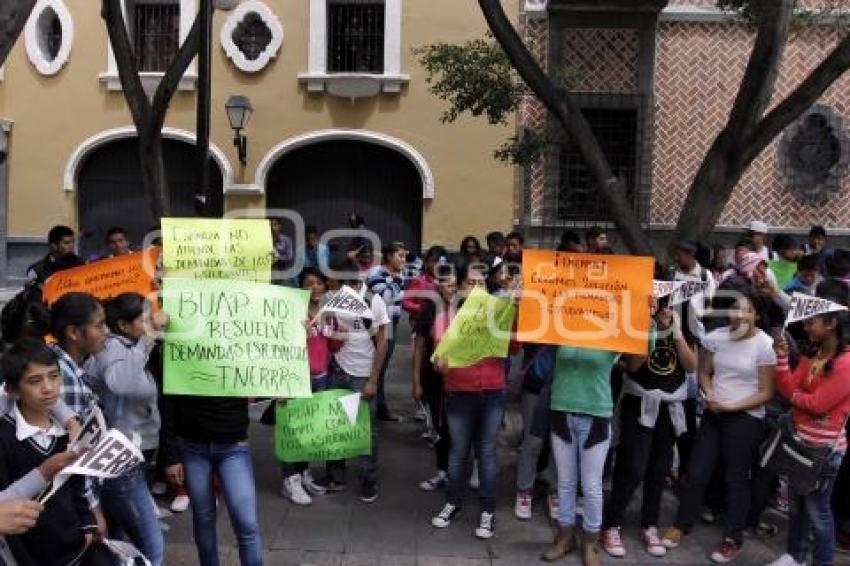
[160,341,847,565]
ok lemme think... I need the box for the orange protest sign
[517,250,654,355]
[43,248,161,307]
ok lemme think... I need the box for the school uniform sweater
[775,351,850,451]
[0,414,97,566]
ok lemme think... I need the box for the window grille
[557,108,639,223]
[327,1,384,73]
[133,1,180,72]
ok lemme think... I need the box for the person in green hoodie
[768,234,802,289]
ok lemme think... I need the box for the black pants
[746,424,779,528]
[674,411,765,544]
[675,398,698,479]
[423,370,450,472]
[604,394,677,529]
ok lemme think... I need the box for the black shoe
[315,476,347,493]
[359,481,379,504]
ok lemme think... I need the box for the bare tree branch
[743,34,850,163]
[102,0,151,130]
[725,0,794,140]
[477,0,654,256]
[150,14,200,133]
[0,0,36,68]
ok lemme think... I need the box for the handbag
[759,411,848,493]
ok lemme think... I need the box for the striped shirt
[775,352,850,451]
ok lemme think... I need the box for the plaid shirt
[49,345,98,420]
[48,344,100,509]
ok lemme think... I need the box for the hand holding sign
[40,428,143,504]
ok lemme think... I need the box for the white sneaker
[170,493,190,513]
[765,554,806,566]
[432,503,461,528]
[419,470,447,492]
[281,474,312,506]
[155,505,172,520]
[547,493,559,521]
[475,512,495,540]
[602,527,627,558]
[301,470,327,496]
[642,526,667,558]
[469,461,480,490]
[514,492,532,520]
[151,481,168,496]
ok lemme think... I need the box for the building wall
[0,0,518,274]
[653,16,850,232]
[520,2,850,250]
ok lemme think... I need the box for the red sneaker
[710,539,742,563]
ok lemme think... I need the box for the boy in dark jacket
[0,339,113,565]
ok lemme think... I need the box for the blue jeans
[181,441,263,566]
[445,390,505,513]
[551,413,611,533]
[788,452,845,566]
[101,466,164,566]
[325,368,378,484]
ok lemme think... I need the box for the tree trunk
[0,0,36,69]
[102,0,201,222]
[478,0,654,256]
[669,0,795,250]
[139,133,170,219]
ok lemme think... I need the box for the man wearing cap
[746,221,771,262]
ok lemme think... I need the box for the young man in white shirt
[319,259,390,503]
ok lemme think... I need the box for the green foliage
[413,38,522,125]
[493,129,550,166]
[414,38,583,165]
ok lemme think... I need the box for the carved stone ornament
[778,105,850,206]
[220,1,283,73]
[24,0,74,76]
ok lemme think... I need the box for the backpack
[1,282,44,344]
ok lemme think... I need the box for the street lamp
[225,95,253,165]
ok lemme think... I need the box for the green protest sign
[163,277,311,397]
[275,390,371,462]
[432,286,516,368]
[161,218,274,282]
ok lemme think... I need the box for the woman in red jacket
[769,279,850,566]
[429,263,519,541]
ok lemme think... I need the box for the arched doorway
[265,139,423,251]
[76,138,223,258]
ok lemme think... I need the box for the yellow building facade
[0,0,520,280]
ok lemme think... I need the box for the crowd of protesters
[0,216,846,566]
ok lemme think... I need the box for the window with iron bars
[327,1,385,73]
[131,0,180,72]
[557,108,639,223]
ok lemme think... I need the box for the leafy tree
[0,1,36,68]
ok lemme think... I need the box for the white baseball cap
[748,220,769,234]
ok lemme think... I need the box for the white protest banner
[785,292,848,326]
[70,406,107,452]
[319,285,373,319]
[41,429,144,503]
[37,407,108,503]
[668,280,711,306]
[653,280,684,299]
[103,538,152,566]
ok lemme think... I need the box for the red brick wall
[653,20,850,229]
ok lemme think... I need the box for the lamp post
[225,95,252,165]
[196,0,240,218]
